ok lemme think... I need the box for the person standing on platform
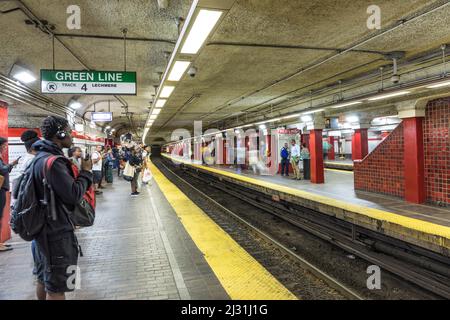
[29,116,93,300]
[290,139,301,180]
[91,145,103,195]
[104,147,114,184]
[300,143,311,180]
[68,146,82,171]
[129,147,142,196]
[280,143,290,177]
[0,137,19,252]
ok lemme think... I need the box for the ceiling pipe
[53,33,176,45]
[207,42,387,56]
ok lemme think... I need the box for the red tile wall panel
[423,97,450,205]
[354,123,405,198]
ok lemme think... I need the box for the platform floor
[213,165,450,227]
[0,174,230,300]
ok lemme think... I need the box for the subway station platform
[0,167,297,300]
[162,154,450,257]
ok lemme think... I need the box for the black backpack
[10,157,47,241]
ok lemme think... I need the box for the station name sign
[40,69,137,95]
[91,112,113,122]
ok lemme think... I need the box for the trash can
[303,159,311,180]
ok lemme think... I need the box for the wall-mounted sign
[40,69,137,95]
[277,128,300,135]
[91,112,113,122]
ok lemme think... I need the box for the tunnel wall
[354,123,405,198]
[424,97,450,205]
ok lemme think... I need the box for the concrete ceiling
[1,0,450,145]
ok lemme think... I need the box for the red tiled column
[0,100,11,242]
[352,129,368,160]
[309,129,324,184]
[327,136,335,160]
[403,117,425,204]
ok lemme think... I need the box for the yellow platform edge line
[162,154,450,240]
[149,160,298,300]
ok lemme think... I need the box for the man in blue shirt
[280,143,290,177]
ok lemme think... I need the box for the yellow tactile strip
[149,160,297,300]
[162,154,450,242]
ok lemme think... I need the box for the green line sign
[41,69,137,95]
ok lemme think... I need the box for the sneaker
[131,192,139,196]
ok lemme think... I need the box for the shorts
[33,232,80,293]
[93,170,102,184]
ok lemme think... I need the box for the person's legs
[285,161,290,177]
[47,292,65,300]
[131,175,137,194]
[36,281,46,300]
[280,159,285,175]
[0,190,8,249]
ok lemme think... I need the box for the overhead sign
[277,129,300,135]
[91,112,113,122]
[40,69,137,95]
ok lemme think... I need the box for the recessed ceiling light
[181,9,223,54]
[160,86,175,98]
[150,115,157,120]
[168,61,191,81]
[13,71,36,84]
[155,99,167,108]
[152,109,161,115]
[368,91,410,101]
[70,102,82,109]
[301,115,312,122]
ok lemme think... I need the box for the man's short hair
[41,116,69,140]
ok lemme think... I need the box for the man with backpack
[16,116,93,300]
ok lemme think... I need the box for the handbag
[0,174,4,189]
[123,161,136,182]
[142,168,153,183]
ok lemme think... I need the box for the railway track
[155,157,450,300]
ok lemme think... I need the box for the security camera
[188,66,197,78]
[391,74,400,84]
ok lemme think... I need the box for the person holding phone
[0,136,20,252]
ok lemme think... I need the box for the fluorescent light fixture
[302,109,324,115]
[426,80,450,89]
[332,101,362,109]
[150,115,157,120]
[152,109,161,115]
[105,126,111,129]
[160,86,175,98]
[155,99,167,108]
[282,113,301,119]
[259,124,266,130]
[301,115,312,122]
[346,116,359,123]
[168,61,191,81]
[181,9,223,54]
[70,101,82,109]
[13,71,36,84]
[368,91,410,101]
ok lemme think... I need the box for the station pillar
[309,129,324,184]
[0,100,11,242]
[398,103,426,204]
[327,136,335,160]
[351,129,369,161]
